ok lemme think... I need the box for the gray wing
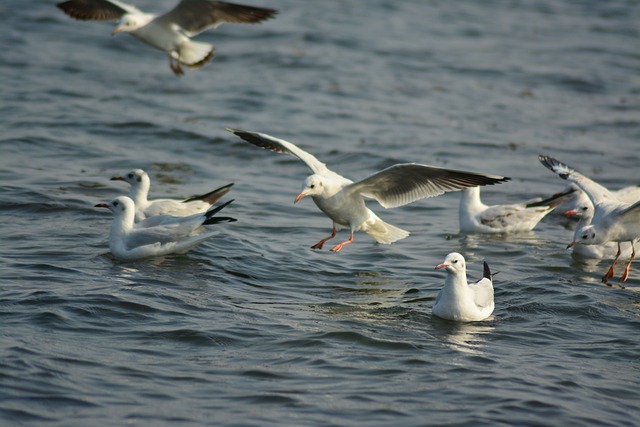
[156,0,278,36]
[349,163,510,208]
[129,216,205,247]
[470,277,494,309]
[57,0,140,21]
[620,200,640,226]
[538,155,615,208]
[227,128,346,179]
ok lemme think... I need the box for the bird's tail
[361,216,410,244]
[178,41,214,68]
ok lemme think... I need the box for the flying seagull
[57,0,278,75]
[227,128,510,252]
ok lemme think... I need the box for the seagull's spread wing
[227,128,346,179]
[538,155,615,207]
[156,0,277,36]
[349,163,510,208]
[57,0,141,21]
[620,200,640,227]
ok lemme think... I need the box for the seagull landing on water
[95,196,236,261]
[57,0,278,75]
[111,169,233,221]
[539,155,640,283]
[227,128,510,252]
[433,253,495,322]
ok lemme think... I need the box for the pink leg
[311,226,337,250]
[330,231,354,252]
[620,243,636,282]
[169,57,184,76]
[601,242,621,283]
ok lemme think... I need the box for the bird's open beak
[294,193,306,204]
[567,241,577,249]
[435,263,448,270]
[110,176,124,181]
[563,209,577,217]
[94,203,109,208]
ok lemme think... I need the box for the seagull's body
[459,186,568,234]
[95,196,236,261]
[560,183,640,219]
[111,169,233,222]
[433,253,494,322]
[540,155,640,282]
[228,128,509,251]
[57,0,277,75]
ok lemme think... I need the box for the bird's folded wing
[620,200,640,226]
[57,0,140,21]
[538,155,614,207]
[350,163,509,208]
[157,0,277,36]
[470,278,494,309]
[226,128,339,176]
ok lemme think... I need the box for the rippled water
[2,0,640,426]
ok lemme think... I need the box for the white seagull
[459,186,572,234]
[567,201,637,260]
[433,253,494,322]
[57,0,278,75]
[111,169,233,222]
[228,128,510,252]
[95,196,236,261]
[539,155,640,282]
[560,183,640,219]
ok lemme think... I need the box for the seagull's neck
[460,187,485,215]
[443,270,471,299]
[110,210,136,238]
[128,181,150,208]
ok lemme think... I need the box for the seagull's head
[111,169,147,187]
[95,196,135,216]
[568,225,599,248]
[295,174,326,203]
[113,14,149,34]
[435,252,466,274]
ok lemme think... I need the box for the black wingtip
[524,187,576,208]
[204,199,234,218]
[183,183,234,204]
[483,261,491,280]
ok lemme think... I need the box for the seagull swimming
[57,0,278,75]
[433,253,494,322]
[111,168,233,221]
[459,186,571,234]
[95,196,236,260]
[228,128,510,252]
[539,155,640,282]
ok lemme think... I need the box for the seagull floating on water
[459,186,571,234]
[95,196,236,261]
[111,168,233,221]
[433,253,494,322]
[540,155,640,283]
[228,128,510,251]
[57,0,278,75]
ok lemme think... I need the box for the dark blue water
[2,0,640,426]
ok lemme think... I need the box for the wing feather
[57,0,139,21]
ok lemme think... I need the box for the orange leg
[601,242,621,283]
[620,243,636,282]
[311,226,337,250]
[330,231,354,252]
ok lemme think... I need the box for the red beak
[435,263,448,270]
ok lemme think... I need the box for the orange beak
[94,203,109,209]
[110,176,124,181]
[294,193,306,204]
[564,209,578,217]
[435,263,448,270]
[567,241,577,249]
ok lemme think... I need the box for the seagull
[433,253,494,322]
[94,196,236,260]
[561,183,640,219]
[459,186,572,234]
[57,0,278,75]
[566,201,637,260]
[227,128,510,252]
[111,169,233,221]
[539,155,640,282]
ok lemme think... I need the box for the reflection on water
[433,319,495,355]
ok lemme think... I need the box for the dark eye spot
[137,177,141,183]
[452,260,458,264]
[581,207,588,211]
[113,201,119,207]
[310,184,315,189]
[128,173,134,179]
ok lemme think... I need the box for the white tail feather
[361,216,410,244]
[178,41,214,67]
